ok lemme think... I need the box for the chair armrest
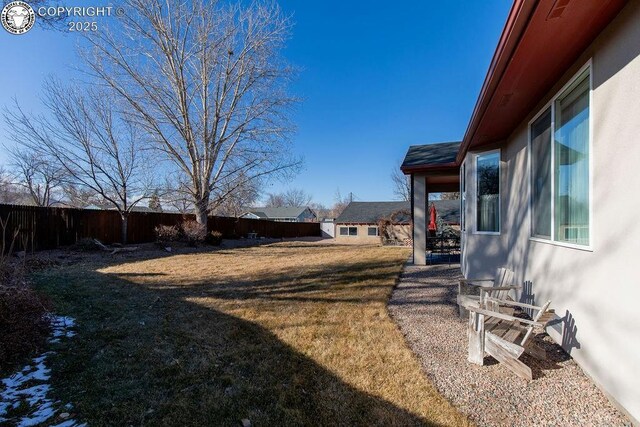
[463,304,546,328]
[485,297,551,312]
[459,279,494,286]
[459,279,494,295]
[482,285,522,292]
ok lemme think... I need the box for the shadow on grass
[33,254,444,426]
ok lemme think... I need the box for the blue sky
[0,1,511,206]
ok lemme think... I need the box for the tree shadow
[37,256,449,426]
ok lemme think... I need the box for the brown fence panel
[0,204,320,252]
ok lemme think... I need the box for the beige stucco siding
[334,224,410,244]
[461,1,640,422]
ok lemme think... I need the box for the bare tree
[282,188,312,206]
[264,193,286,207]
[148,189,163,212]
[265,188,311,207]
[391,162,410,201]
[439,192,461,200]
[6,148,65,207]
[82,0,300,230]
[5,79,155,244]
[210,173,260,217]
[308,202,330,220]
[62,184,97,208]
[162,176,193,214]
[0,166,26,204]
[331,189,353,218]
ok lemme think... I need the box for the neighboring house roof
[336,200,460,225]
[336,201,411,224]
[130,205,157,213]
[401,141,460,172]
[242,206,314,219]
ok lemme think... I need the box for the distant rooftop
[244,206,312,219]
[401,141,461,172]
[336,201,411,224]
[336,200,460,225]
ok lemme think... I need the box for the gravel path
[388,263,630,427]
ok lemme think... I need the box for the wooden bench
[464,298,554,380]
[457,267,521,318]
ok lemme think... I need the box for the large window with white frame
[530,66,590,246]
[475,151,500,233]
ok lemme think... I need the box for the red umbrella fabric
[428,203,437,232]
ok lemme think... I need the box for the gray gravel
[388,263,631,427]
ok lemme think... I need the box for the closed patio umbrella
[428,203,437,232]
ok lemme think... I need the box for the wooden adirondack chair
[464,297,554,380]
[457,267,521,317]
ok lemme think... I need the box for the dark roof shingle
[335,200,460,225]
[244,206,311,219]
[336,201,410,224]
[401,141,461,169]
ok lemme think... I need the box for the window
[475,151,500,233]
[530,67,590,246]
[531,109,552,239]
[339,226,358,236]
[460,162,466,232]
[367,226,378,236]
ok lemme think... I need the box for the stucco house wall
[334,224,410,244]
[460,2,640,421]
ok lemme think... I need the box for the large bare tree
[83,0,300,228]
[6,148,65,207]
[210,172,260,217]
[391,162,410,201]
[5,79,155,244]
[265,188,311,207]
[0,166,26,205]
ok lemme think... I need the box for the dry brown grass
[34,242,470,426]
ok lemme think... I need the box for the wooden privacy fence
[0,204,321,251]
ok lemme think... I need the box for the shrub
[0,216,51,372]
[0,278,51,372]
[181,220,207,246]
[208,231,223,246]
[155,224,180,242]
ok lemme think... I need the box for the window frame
[367,226,379,236]
[339,226,358,237]
[460,161,466,233]
[473,149,501,236]
[527,60,593,251]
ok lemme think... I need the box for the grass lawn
[33,242,469,426]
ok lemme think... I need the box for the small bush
[181,220,207,246]
[155,224,180,242]
[208,231,223,246]
[0,264,51,373]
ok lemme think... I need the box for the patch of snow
[0,315,85,426]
